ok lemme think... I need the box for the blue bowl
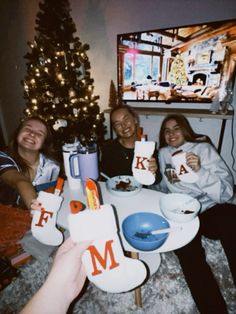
[122,212,170,251]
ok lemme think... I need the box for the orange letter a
[178,164,189,176]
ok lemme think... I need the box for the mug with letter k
[132,140,156,185]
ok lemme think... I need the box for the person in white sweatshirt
[157,114,235,314]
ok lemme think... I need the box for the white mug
[72,143,99,193]
[62,142,81,190]
[172,151,199,183]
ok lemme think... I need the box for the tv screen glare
[117,19,236,106]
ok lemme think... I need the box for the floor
[0,237,235,314]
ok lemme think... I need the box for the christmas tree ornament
[53,119,67,131]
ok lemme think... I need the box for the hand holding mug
[148,156,158,174]
[186,152,201,172]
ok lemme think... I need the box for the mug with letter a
[172,151,199,183]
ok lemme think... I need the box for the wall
[0,0,235,181]
[0,0,39,142]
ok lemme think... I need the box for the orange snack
[70,200,84,214]
[54,177,64,196]
[137,127,143,140]
[85,179,100,210]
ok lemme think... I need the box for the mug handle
[69,154,80,178]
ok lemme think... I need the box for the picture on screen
[117,19,236,104]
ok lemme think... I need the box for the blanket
[0,204,31,262]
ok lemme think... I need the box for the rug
[0,204,31,258]
[0,237,235,314]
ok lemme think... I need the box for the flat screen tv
[117,19,236,108]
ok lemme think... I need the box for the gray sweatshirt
[156,142,234,213]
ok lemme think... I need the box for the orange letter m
[88,240,120,276]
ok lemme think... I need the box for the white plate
[106,175,142,197]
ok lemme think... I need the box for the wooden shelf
[104,107,234,120]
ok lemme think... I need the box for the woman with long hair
[0,116,60,209]
[157,113,235,313]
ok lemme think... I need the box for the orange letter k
[134,156,148,170]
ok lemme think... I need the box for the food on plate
[114,178,137,192]
[106,175,142,196]
[115,178,131,191]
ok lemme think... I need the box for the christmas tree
[108,80,118,108]
[22,0,106,153]
[167,53,188,86]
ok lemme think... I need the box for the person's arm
[20,238,90,314]
[187,143,234,203]
[1,169,37,209]
[148,157,158,173]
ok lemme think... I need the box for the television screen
[117,19,236,107]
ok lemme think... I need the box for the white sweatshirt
[156,142,234,213]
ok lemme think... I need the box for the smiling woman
[156,113,236,314]
[100,104,162,183]
[0,117,60,209]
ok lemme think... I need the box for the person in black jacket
[100,104,161,183]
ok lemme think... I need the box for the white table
[58,181,199,274]
[58,181,200,254]
[57,180,200,307]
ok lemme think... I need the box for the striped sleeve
[0,151,19,175]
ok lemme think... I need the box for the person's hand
[20,238,91,314]
[30,199,41,216]
[186,152,201,172]
[46,237,91,303]
[148,156,158,174]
